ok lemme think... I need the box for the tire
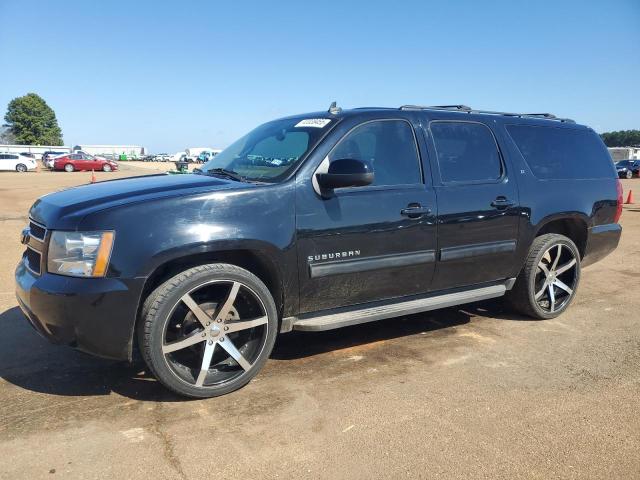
[138,263,278,398]
[15,163,27,173]
[626,170,633,179]
[506,233,581,319]
[102,164,112,172]
[64,163,74,172]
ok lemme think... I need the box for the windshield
[616,160,632,167]
[200,117,334,182]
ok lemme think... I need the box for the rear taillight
[614,179,623,223]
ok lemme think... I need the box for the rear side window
[430,121,502,183]
[506,125,613,179]
[329,120,422,186]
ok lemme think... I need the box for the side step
[282,281,513,333]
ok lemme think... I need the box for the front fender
[79,183,297,279]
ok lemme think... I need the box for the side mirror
[316,158,374,190]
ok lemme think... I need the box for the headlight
[47,231,115,277]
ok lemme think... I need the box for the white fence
[73,145,146,158]
[0,144,71,159]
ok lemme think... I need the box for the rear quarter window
[506,125,614,180]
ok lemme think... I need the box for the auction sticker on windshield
[295,119,331,128]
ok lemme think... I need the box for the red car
[54,152,118,172]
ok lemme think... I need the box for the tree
[600,130,640,147]
[3,93,63,145]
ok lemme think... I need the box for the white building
[0,144,71,159]
[73,145,146,158]
[608,147,640,161]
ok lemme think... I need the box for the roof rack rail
[398,105,575,123]
[520,113,556,119]
[400,104,472,112]
[429,104,473,111]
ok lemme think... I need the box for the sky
[1,0,638,153]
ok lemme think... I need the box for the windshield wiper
[202,168,246,182]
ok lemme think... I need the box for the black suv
[16,104,622,398]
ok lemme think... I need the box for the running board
[281,281,513,333]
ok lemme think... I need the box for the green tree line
[600,130,640,147]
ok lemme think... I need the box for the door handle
[401,204,431,219]
[491,197,515,209]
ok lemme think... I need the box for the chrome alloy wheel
[534,244,578,313]
[161,280,269,388]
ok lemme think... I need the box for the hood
[30,173,256,229]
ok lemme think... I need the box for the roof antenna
[328,101,342,115]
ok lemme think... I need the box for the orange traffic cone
[90,170,97,183]
[625,190,634,204]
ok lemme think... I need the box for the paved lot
[0,168,638,479]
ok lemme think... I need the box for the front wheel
[102,164,112,172]
[506,234,581,319]
[138,263,278,398]
[15,163,27,173]
[626,170,633,179]
[64,163,74,172]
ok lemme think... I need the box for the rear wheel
[15,163,27,173]
[139,263,278,398]
[506,234,580,319]
[64,163,74,172]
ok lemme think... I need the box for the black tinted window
[202,117,332,182]
[507,125,613,179]
[329,120,421,186]
[430,122,502,183]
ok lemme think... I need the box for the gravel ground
[0,168,638,479]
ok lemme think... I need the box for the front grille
[25,218,47,275]
[29,220,46,241]
[25,247,42,275]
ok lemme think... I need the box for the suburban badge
[308,250,361,263]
